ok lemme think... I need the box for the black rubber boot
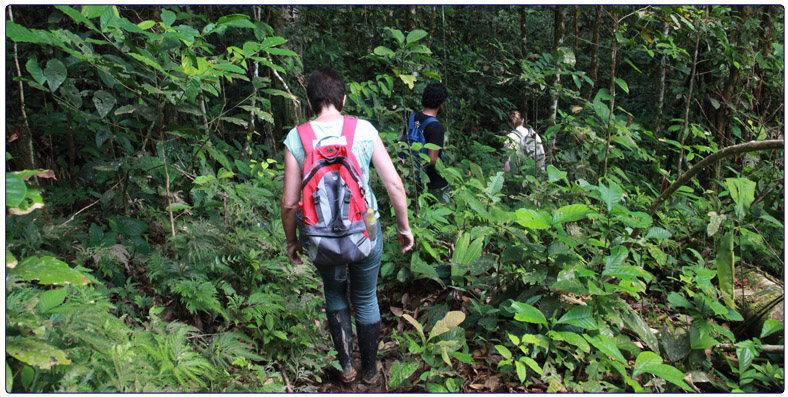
[356,320,381,383]
[326,308,356,382]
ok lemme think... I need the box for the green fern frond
[208,331,265,370]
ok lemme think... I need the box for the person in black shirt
[412,83,450,203]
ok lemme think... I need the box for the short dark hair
[422,83,448,109]
[307,68,345,113]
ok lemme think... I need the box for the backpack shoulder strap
[297,122,317,156]
[340,115,358,149]
[422,117,438,130]
[407,113,416,130]
[511,129,524,141]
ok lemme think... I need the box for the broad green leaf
[556,305,598,330]
[603,245,629,273]
[44,59,67,92]
[553,204,593,225]
[406,29,429,44]
[598,181,624,213]
[457,190,490,220]
[263,47,298,56]
[6,363,11,391]
[690,321,719,350]
[373,46,396,57]
[160,8,176,26]
[546,165,567,183]
[38,287,68,313]
[614,77,629,94]
[410,256,441,285]
[388,360,419,389]
[667,292,692,309]
[584,334,627,364]
[213,63,246,74]
[494,344,512,360]
[9,256,90,285]
[515,360,527,383]
[602,265,652,282]
[20,366,34,390]
[138,20,155,30]
[620,309,659,353]
[551,331,591,353]
[725,178,756,219]
[428,311,466,340]
[633,351,694,392]
[515,208,552,230]
[386,27,405,45]
[193,175,215,185]
[25,58,46,85]
[7,21,51,44]
[486,172,505,197]
[521,356,543,376]
[399,74,417,89]
[456,235,483,266]
[715,232,735,308]
[167,203,192,211]
[760,319,784,339]
[614,211,653,228]
[7,338,71,369]
[736,343,756,374]
[56,5,98,32]
[511,302,547,325]
[260,36,287,49]
[402,314,425,342]
[448,351,474,365]
[427,383,448,393]
[92,90,116,118]
[660,325,691,362]
[6,172,27,208]
[128,52,164,73]
[644,226,672,239]
[221,18,256,29]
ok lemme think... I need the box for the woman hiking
[280,68,414,384]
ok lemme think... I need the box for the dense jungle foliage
[4,5,785,393]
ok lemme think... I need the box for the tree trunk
[653,21,670,137]
[583,6,602,101]
[676,31,701,176]
[548,6,566,127]
[8,6,35,171]
[601,9,618,179]
[408,6,417,31]
[734,264,784,339]
[520,5,529,116]
[572,6,579,59]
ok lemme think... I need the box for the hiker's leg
[315,263,350,312]
[347,222,383,324]
[326,307,356,381]
[315,263,354,379]
[348,222,383,382]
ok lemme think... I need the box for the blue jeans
[314,221,383,324]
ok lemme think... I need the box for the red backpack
[297,116,374,265]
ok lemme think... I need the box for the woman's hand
[397,229,414,254]
[286,240,303,264]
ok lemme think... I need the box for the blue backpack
[400,113,442,177]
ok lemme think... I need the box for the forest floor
[312,280,539,393]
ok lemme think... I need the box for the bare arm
[281,148,303,264]
[371,134,414,253]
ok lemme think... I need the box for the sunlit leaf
[633,351,694,392]
[7,338,71,369]
[511,302,547,325]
